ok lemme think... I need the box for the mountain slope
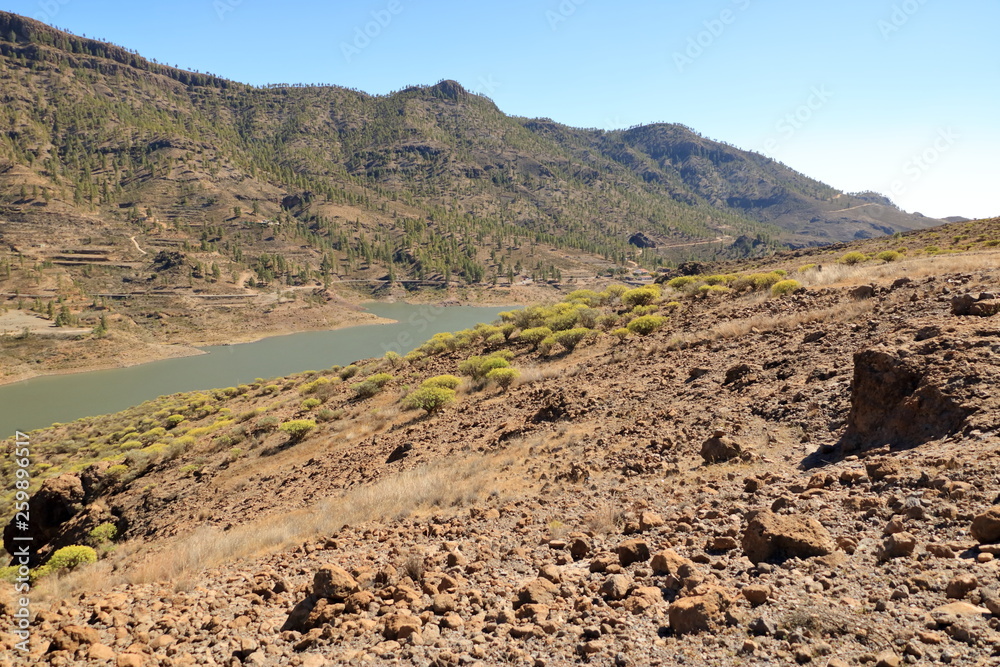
[0,11,939,289]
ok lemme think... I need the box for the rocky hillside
[0,10,941,294]
[1,220,998,665]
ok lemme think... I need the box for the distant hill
[0,11,942,292]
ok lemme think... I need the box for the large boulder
[741,510,835,564]
[701,431,742,463]
[667,587,734,635]
[312,565,358,601]
[515,577,559,608]
[972,507,1000,544]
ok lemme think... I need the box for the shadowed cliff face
[841,347,970,451]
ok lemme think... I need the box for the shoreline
[0,311,396,388]
[0,342,207,388]
[0,299,523,388]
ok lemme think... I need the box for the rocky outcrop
[951,293,1000,317]
[841,346,969,450]
[628,232,657,249]
[3,473,84,566]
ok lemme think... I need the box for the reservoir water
[0,303,507,436]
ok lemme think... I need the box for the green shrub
[263,384,281,395]
[565,289,604,307]
[299,377,331,395]
[667,276,698,290]
[697,284,730,295]
[622,286,660,308]
[732,272,784,292]
[611,327,631,343]
[485,332,506,348]
[984,240,1000,247]
[420,332,459,355]
[596,314,619,330]
[352,373,393,399]
[840,251,869,265]
[352,381,382,399]
[187,419,234,439]
[876,250,902,262]
[458,355,511,380]
[545,309,580,332]
[797,264,817,273]
[106,464,128,479]
[627,315,667,336]
[301,398,321,410]
[577,307,600,329]
[499,323,517,340]
[118,439,143,451]
[771,279,802,296]
[473,324,502,341]
[925,245,941,254]
[140,427,166,442]
[422,375,462,390]
[486,367,520,391]
[339,365,360,380]
[510,306,547,330]
[537,335,557,355]
[32,545,97,581]
[402,387,456,415]
[256,416,280,432]
[279,420,316,442]
[383,350,404,367]
[601,284,629,304]
[702,274,737,285]
[316,408,343,423]
[552,327,594,352]
[631,305,659,316]
[87,522,118,545]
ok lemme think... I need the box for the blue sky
[7,0,998,218]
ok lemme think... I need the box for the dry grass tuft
[35,443,532,596]
[798,251,1000,289]
[669,300,874,349]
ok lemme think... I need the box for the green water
[0,303,507,436]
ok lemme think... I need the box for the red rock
[312,565,358,601]
[741,510,834,564]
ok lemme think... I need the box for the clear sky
[7,0,998,219]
